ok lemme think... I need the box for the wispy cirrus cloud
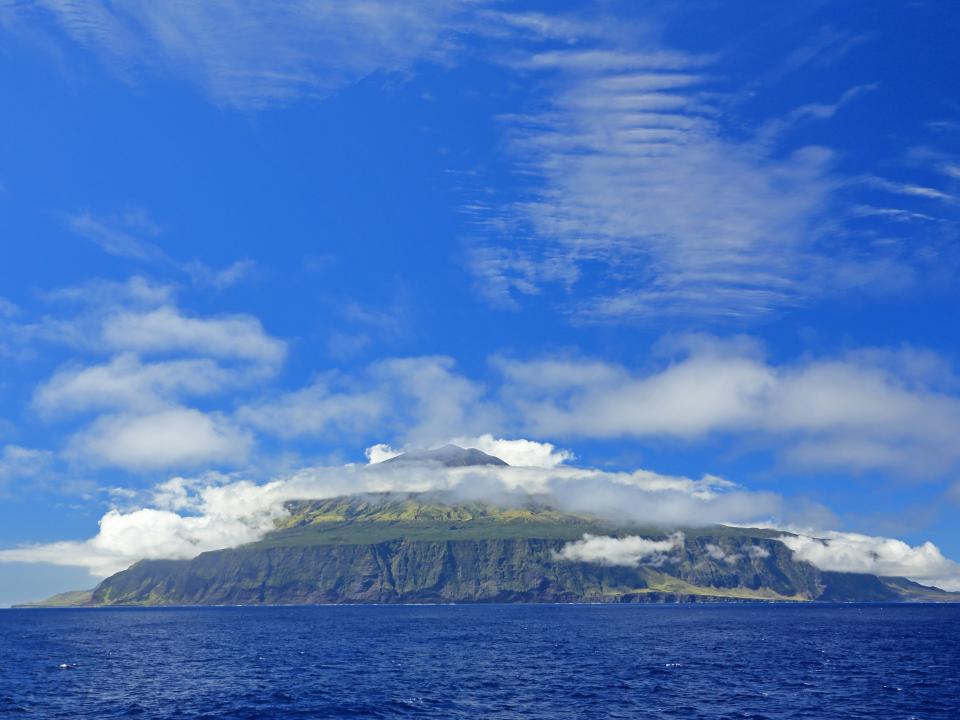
[68,210,255,289]
[464,26,843,318]
[860,176,958,204]
[69,210,168,264]
[8,0,473,109]
[466,18,947,321]
[0,445,55,495]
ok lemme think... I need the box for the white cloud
[466,20,929,320]
[704,543,742,564]
[68,211,168,263]
[497,342,960,476]
[184,259,255,289]
[371,356,499,444]
[67,210,256,290]
[748,545,770,559]
[0,505,278,578]
[237,379,384,439]
[34,354,239,416]
[13,0,471,109]
[27,303,958,479]
[499,351,772,438]
[0,297,19,318]
[47,276,175,309]
[7,282,288,475]
[473,32,844,319]
[780,531,960,592]
[364,443,403,464]
[7,280,281,366]
[467,244,579,309]
[445,434,573,467]
[68,407,252,471]
[241,356,498,445]
[0,445,54,492]
[362,435,572,468]
[758,83,879,141]
[101,306,286,366]
[950,483,960,505]
[0,277,173,354]
[863,176,957,204]
[201,338,960,478]
[556,532,684,567]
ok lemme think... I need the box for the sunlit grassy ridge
[255,493,783,548]
[259,494,617,547]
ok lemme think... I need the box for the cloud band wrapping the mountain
[0,456,782,577]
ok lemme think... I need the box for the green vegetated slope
[14,589,94,608]
[77,492,960,606]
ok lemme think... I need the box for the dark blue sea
[1,604,958,719]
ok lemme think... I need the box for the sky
[0,0,959,606]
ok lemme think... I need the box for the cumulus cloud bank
[13,274,960,480]
[19,281,283,472]
[556,533,684,567]
[498,340,960,477]
[230,337,960,478]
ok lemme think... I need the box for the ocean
[1,604,957,719]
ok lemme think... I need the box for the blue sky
[1,1,959,604]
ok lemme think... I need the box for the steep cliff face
[38,492,952,607]
[94,539,589,605]
[91,536,804,606]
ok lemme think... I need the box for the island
[19,447,960,607]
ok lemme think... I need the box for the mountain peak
[383,444,509,467]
